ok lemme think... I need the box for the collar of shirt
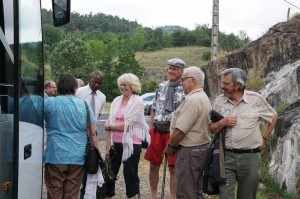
[87,84,98,96]
[185,87,203,97]
[221,90,249,105]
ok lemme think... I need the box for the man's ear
[235,82,241,90]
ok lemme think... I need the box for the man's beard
[223,91,232,98]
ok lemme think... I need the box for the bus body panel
[0,0,70,198]
[18,122,43,199]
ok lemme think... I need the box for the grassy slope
[135,46,211,69]
[136,46,211,82]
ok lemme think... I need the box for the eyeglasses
[49,86,56,89]
[220,81,233,86]
[168,66,181,71]
[181,76,194,82]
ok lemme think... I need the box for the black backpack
[203,110,227,195]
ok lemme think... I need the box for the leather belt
[225,147,260,154]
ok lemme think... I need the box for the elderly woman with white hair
[104,73,150,199]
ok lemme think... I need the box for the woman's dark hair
[57,73,78,95]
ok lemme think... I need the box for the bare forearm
[262,115,278,139]
[104,121,124,132]
[209,116,237,133]
[209,120,225,134]
[164,128,185,156]
[169,128,185,146]
[91,123,98,148]
[150,109,155,128]
[105,131,111,153]
[92,135,99,149]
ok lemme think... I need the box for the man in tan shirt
[209,68,278,199]
[164,66,211,198]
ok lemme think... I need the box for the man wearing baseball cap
[144,58,186,199]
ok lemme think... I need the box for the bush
[202,51,211,61]
[246,76,264,91]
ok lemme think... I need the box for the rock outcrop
[269,100,300,195]
[204,15,300,101]
[260,60,300,195]
[260,60,300,109]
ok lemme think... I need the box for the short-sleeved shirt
[153,80,185,122]
[44,95,95,165]
[211,90,277,149]
[170,88,211,147]
[76,84,106,120]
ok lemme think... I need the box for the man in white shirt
[76,71,106,120]
[76,70,106,198]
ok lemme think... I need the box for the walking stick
[160,155,168,199]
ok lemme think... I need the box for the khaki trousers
[45,164,84,199]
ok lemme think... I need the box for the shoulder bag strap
[84,101,94,147]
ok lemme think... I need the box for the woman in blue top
[44,73,98,199]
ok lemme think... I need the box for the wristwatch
[167,143,176,149]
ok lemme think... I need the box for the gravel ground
[42,140,171,199]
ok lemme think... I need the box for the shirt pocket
[237,113,258,129]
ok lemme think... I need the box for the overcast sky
[42,0,300,40]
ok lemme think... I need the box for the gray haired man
[144,58,186,199]
[209,68,278,199]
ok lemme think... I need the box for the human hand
[105,153,111,162]
[104,123,111,131]
[259,138,267,151]
[163,145,176,156]
[222,116,237,127]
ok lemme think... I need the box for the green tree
[43,24,64,47]
[141,80,157,94]
[130,26,146,51]
[101,51,145,101]
[49,36,91,81]
[86,40,109,62]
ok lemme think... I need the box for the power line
[283,0,300,9]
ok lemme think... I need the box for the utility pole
[211,0,219,61]
[287,7,290,20]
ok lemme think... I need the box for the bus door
[0,0,16,198]
[0,0,70,198]
[1,0,44,198]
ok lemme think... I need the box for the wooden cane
[160,156,168,199]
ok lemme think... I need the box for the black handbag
[84,101,101,174]
[154,120,170,132]
[96,154,116,199]
[101,161,116,183]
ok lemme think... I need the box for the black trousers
[106,143,142,198]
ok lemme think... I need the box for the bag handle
[84,101,95,147]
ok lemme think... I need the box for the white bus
[0,0,70,198]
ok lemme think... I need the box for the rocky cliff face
[261,61,300,195]
[203,15,300,196]
[204,15,300,101]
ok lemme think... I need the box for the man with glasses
[144,58,185,199]
[44,80,57,99]
[164,66,211,198]
[209,68,278,199]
